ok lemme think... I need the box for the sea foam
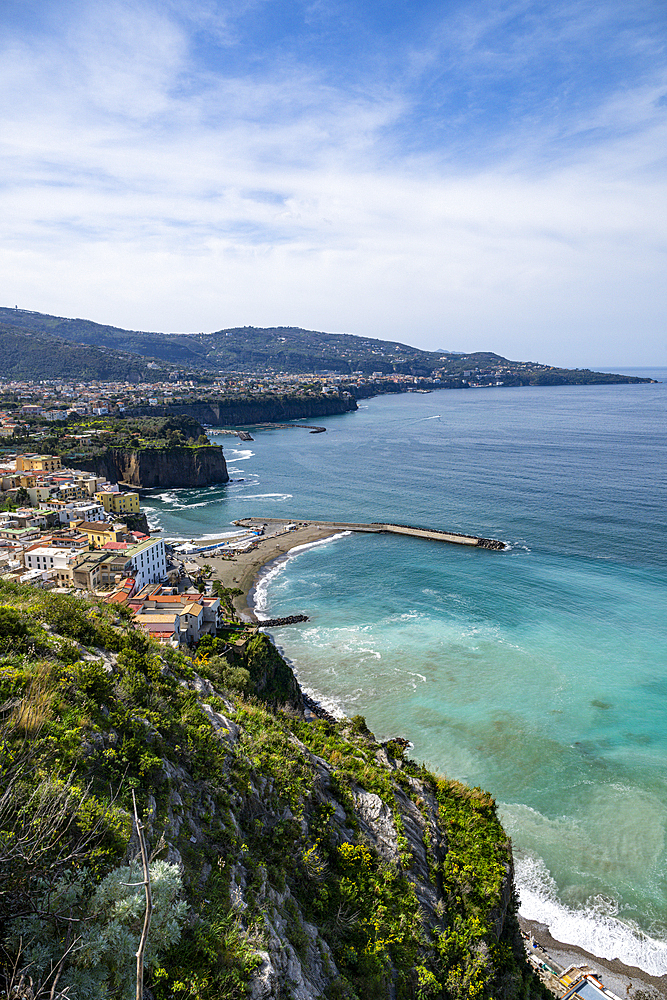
[251,531,352,618]
[515,854,667,976]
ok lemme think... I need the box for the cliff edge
[126,392,358,426]
[0,586,550,1000]
[76,443,229,488]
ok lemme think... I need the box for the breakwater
[258,614,310,627]
[234,517,505,549]
[252,423,327,433]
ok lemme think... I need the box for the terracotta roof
[181,603,203,615]
[135,613,180,624]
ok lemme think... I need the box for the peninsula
[0,305,656,387]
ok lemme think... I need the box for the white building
[43,499,107,524]
[68,502,107,522]
[23,546,75,583]
[126,538,167,590]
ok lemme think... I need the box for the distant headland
[0,305,657,386]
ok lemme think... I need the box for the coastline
[519,916,666,998]
[188,521,667,997]
[189,520,347,619]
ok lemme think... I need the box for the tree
[211,581,243,618]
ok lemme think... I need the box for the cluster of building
[121,586,227,647]
[0,451,239,649]
[1,452,139,512]
[0,370,448,427]
[0,451,165,591]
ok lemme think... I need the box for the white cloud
[1,0,666,366]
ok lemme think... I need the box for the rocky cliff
[0,586,550,1000]
[126,393,358,426]
[77,443,229,488]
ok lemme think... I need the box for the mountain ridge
[0,306,654,385]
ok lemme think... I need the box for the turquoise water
[143,373,667,974]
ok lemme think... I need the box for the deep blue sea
[143,370,667,975]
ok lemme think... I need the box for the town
[0,443,247,648]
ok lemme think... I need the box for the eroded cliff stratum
[77,443,229,488]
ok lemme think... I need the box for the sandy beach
[188,520,347,619]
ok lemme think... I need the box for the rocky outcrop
[240,632,303,708]
[138,672,539,1000]
[76,444,229,487]
[123,511,151,534]
[125,393,358,426]
[2,585,548,1000]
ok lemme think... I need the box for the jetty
[206,424,326,441]
[233,517,504,550]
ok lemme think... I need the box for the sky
[1,0,667,367]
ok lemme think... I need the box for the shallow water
[143,370,667,974]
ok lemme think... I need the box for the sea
[142,368,667,977]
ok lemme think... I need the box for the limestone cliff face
[139,654,537,1000]
[77,444,229,488]
[126,393,358,426]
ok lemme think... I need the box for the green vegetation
[0,322,212,384]
[0,581,548,999]
[18,413,213,462]
[0,307,652,383]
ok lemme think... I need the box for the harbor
[179,516,505,621]
[233,516,506,549]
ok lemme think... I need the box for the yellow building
[95,491,140,515]
[16,454,62,473]
[77,521,125,546]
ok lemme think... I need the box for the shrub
[200,655,250,694]
[8,860,187,1000]
[349,715,372,738]
[0,605,30,652]
[40,593,98,645]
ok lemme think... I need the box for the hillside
[0,580,550,1000]
[0,309,446,376]
[0,307,653,385]
[0,308,209,367]
[0,323,212,384]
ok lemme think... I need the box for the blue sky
[1,0,667,365]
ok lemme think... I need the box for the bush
[203,654,250,694]
[8,860,187,1000]
[0,605,29,650]
[350,715,372,738]
[40,593,98,645]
